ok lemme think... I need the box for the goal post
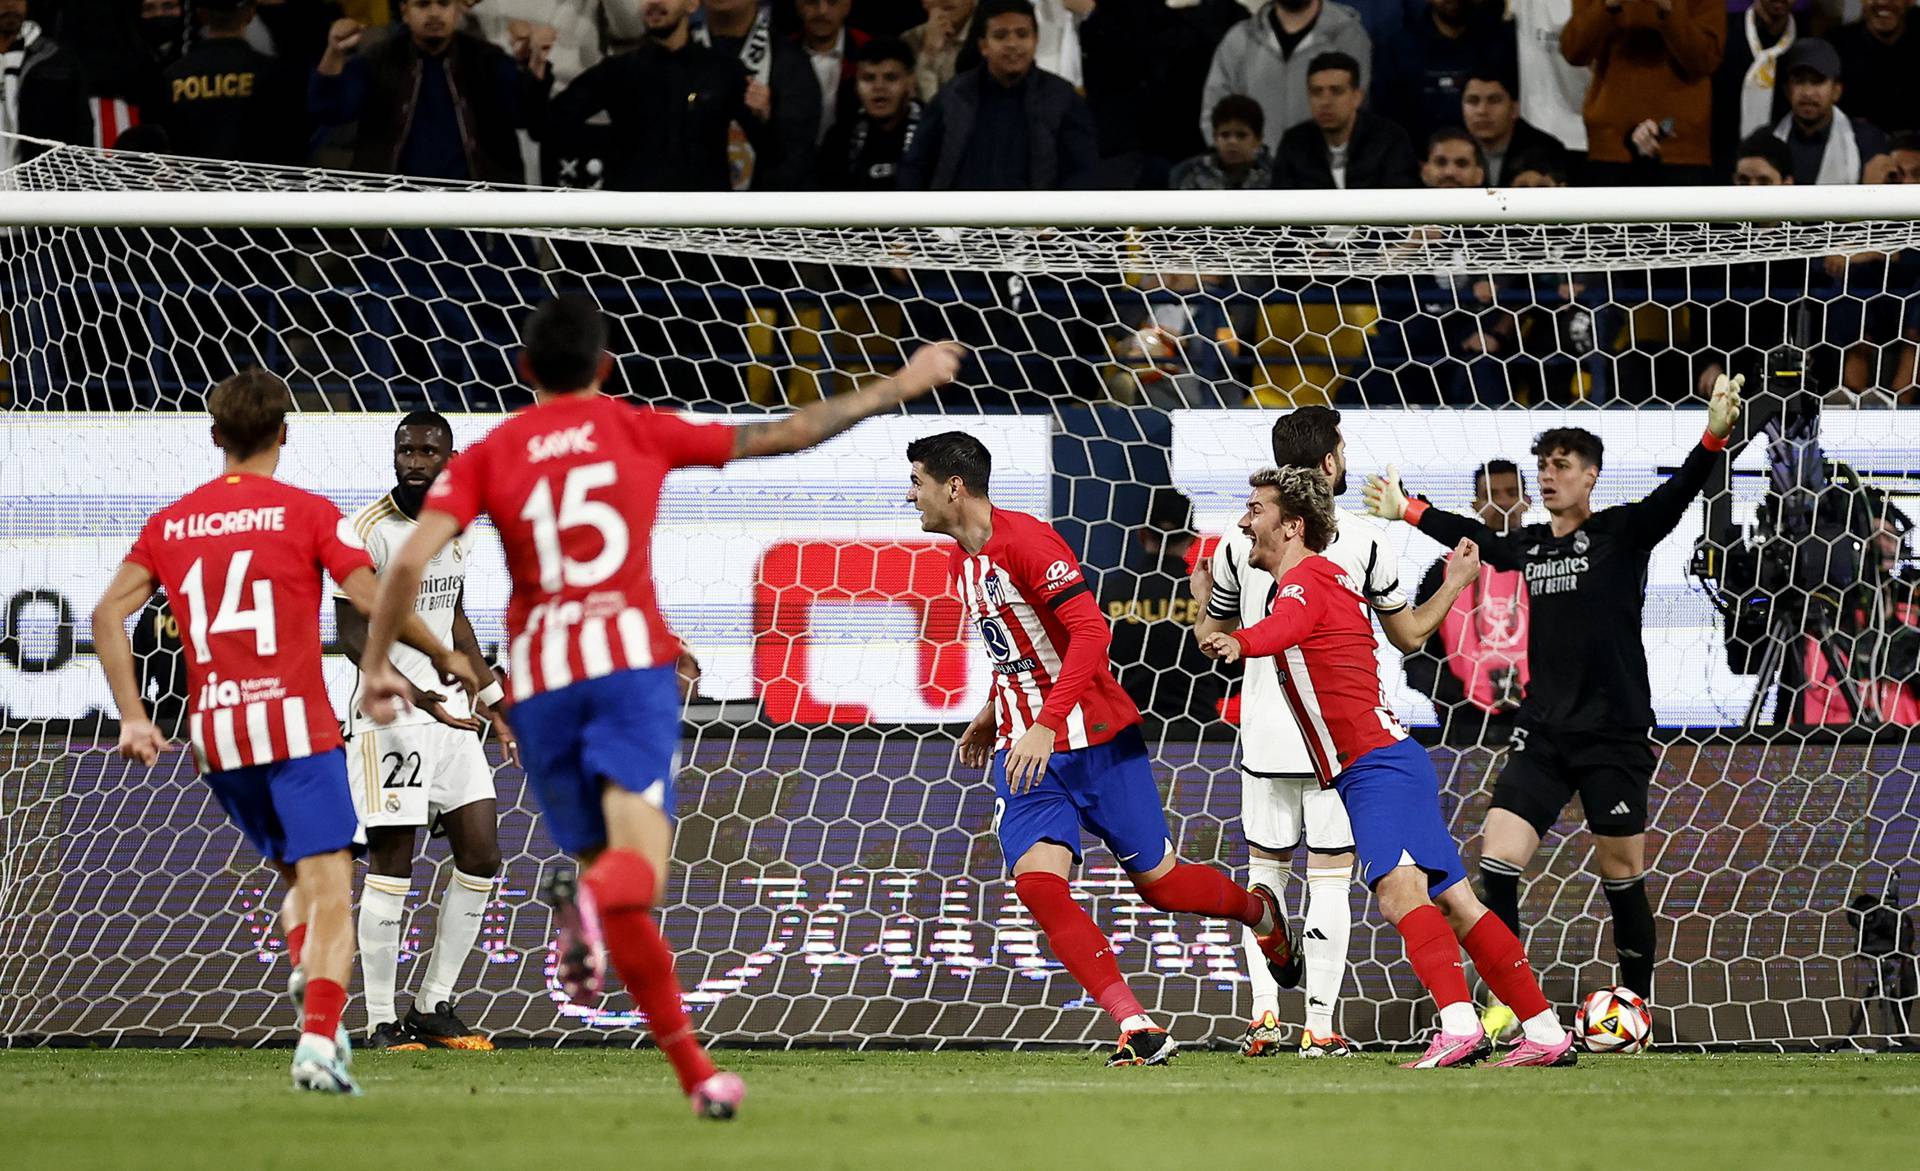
[3,141,1918,1050]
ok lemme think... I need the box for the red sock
[301,977,347,1042]
[1396,904,1471,1012]
[1015,872,1147,1028]
[286,923,307,969]
[1461,911,1550,1021]
[1135,862,1264,928]
[584,849,716,1095]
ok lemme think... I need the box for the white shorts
[347,722,495,830]
[1241,770,1354,854]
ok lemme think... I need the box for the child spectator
[1170,93,1273,190]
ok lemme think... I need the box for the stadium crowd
[5,0,1920,411]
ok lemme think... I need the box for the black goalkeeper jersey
[1412,439,1728,733]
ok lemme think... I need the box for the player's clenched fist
[1442,538,1481,590]
[894,341,966,400]
[326,18,364,55]
[1199,630,1243,664]
[1363,464,1410,522]
[1707,372,1744,440]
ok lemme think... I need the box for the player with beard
[1366,376,1745,1035]
[1194,406,1473,1057]
[337,411,514,1051]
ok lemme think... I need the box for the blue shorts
[203,748,364,865]
[507,666,681,855]
[992,725,1173,874]
[1334,737,1468,896]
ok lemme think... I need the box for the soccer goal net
[2,142,1918,1051]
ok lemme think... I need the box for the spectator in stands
[537,0,773,191]
[43,0,170,145]
[817,35,919,188]
[1169,93,1271,190]
[904,0,972,101]
[1199,0,1371,150]
[1405,460,1531,745]
[796,0,869,143]
[1511,0,1588,156]
[255,0,346,85]
[1079,0,1244,183]
[1273,50,1418,189]
[1098,488,1228,732]
[311,0,547,183]
[159,0,303,164]
[0,0,91,166]
[1506,148,1572,186]
[466,2,600,94]
[896,0,1097,190]
[1771,38,1891,185]
[1734,127,1793,185]
[1460,64,1568,187]
[1420,125,1486,188]
[1890,130,1920,182]
[1712,0,1800,178]
[1561,0,1723,185]
[1692,132,1818,401]
[1373,0,1514,143]
[1831,0,1920,138]
[697,0,821,189]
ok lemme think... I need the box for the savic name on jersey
[342,493,475,734]
[1208,509,1407,776]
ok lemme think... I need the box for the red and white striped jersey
[126,473,375,774]
[950,508,1140,752]
[425,393,733,702]
[1231,554,1407,786]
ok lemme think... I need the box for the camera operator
[1404,459,1532,746]
[1366,374,1744,1026]
[1794,496,1920,726]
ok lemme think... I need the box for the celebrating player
[355,296,964,1121]
[1202,467,1575,1068]
[337,411,515,1052]
[1364,374,1744,1036]
[1194,407,1473,1058]
[90,370,477,1094]
[908,430,1298,1068]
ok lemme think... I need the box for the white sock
[1302,865,1352,1036]
[1521,1009,1566,1046]
[417,870,494,1011]
[1439,1001,1480,1036]
[357,875,410,1027]
[1119,1013,1156,1033]
[1241,856,1289,1020]
[296,1033,339,1063]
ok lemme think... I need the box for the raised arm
[1623,373,1743,548]
[1377,540,1482,650]
[92,561,167,764]
[1191,544,1240,645]
[1364,466,1529,571]
[730,343,964,459]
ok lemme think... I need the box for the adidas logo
[1608,801,1632,816]
[1304,928,1329,941]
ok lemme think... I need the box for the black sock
[1602,875,1657,1000]
[1478,859,1524,938]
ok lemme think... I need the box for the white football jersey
[341,492,474,734]
[1208,509,1407,774]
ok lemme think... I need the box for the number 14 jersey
[127,472,375,773]
[426,394,733,703]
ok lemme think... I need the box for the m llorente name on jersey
[1524,529,1591,596]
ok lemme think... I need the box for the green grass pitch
[3,1049,1914,1170]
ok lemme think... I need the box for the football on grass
[1576,986,1653,1053]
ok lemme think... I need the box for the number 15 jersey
[425,394,734,703]
[127,472,375,773]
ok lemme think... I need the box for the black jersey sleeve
[1412,506,1530,572]
[1621,439,1727,550]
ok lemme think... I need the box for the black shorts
[1490,726,1658,837]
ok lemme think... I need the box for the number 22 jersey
[127,472,374,774]
[425,394,734,703]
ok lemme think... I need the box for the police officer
[158,0,303,163]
